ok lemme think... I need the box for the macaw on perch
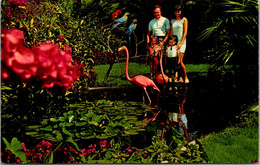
[112,10,122,21]
[110,12,130,31]
[126,19,137,42]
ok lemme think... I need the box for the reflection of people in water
[168,86,190,142]
[143,86,190,142]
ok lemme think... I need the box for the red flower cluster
[5,7,13,18]
[9,0,29,6]
[1,28,80,89]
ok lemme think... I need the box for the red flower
[1,28,37,82]
[1,28,25,54]
[1,65,10,81]
[57,35,65,42]
[125,147,133,153]
[1,28,79,89]
[21,142,27,152]
[99,140,107,148]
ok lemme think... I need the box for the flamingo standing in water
[119,46,160,105]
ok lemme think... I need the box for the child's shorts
[167,57,178,72]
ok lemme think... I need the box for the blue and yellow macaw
[110,12,130,31]
[126,19,137,42]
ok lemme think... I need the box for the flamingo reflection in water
[119,46,160,105]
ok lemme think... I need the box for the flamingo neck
[124,46,131,81]
[159,49,165,75]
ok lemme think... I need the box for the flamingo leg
[144,88,151,105]
[142,91,145,104]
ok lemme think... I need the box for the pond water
[86,72,258,141]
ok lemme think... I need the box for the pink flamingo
[156,49,169,84]
[119,46,160,105]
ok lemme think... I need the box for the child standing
[165,35,178,82]
[146,35,163,79]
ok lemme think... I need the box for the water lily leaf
[58,116,67,122]
[27,125,41,129]
[50,118,59,122]
[126,130,139,135]
[69,116,75,123]
[40,125,52,131]
[59,123,66,127]
[25,132,39,135]
[43,133,54,138]
[42,119,49,124]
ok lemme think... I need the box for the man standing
[147,5,170,48]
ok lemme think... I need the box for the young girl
[165,35,178,82]
[146,35,162,79]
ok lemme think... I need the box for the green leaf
[58,116,67,122]
[75,122,87,126]
[27,125,41,129]
[50,118,59,122]
[40,125,53,131]
[62,128,74,137]
[48,151,54,163]
[25,132,39,136]
[65,136,81,152]
[52,130,63,141]
[2,137,27,163]
[89,121,99,126]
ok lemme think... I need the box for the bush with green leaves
[2,129,209,163]
[1,0,98,91]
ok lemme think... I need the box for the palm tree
[197,0,258,69]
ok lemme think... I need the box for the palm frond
[196,20,223,41]
[224,50,234,64]
[224,9,249,12]
[245,34,257,47]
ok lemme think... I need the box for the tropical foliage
[196,0,258,68]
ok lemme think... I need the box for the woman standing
[170,4,189,83]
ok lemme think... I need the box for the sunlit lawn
[94,63,210,86]
[199,126,259,163]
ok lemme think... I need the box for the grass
[199,126,259,163]
[94,62,210,86]
[199,103,259,164]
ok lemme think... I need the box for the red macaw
[112,10,121,21]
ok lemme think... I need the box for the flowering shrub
[93,49,126,65]
[1,137,172,163]
[1,28,80,89]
